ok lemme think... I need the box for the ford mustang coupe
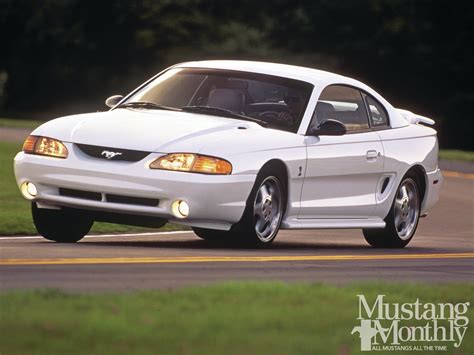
[14,60,442,247]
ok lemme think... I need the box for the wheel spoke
[255,218,263,233]
[400,185,409,201]
[260,221,270,237]
[394,211,401,229]
[260,184,270,200]
[398,221,406,235]
[395,197,404,209]
[267,184,276,198]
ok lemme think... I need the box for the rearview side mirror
[308,119,347,136]
[105,95,124,108]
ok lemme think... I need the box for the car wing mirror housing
[105,95,124,108]
[309,119,347,136]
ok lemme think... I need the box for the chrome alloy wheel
[253,176,283,242]
[393,179,419,240]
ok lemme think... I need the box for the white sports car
[14,60,442,247]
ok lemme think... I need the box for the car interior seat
[207,88,245,113]
[314,101,337,127]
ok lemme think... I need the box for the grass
[0,282,473,355]
[0,117,43,129]
[439,149,474,163]
[0,141,184,235]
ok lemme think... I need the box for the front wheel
[363,177,421,248]
[192,170,286,246]
[192,227,232,241]
[232,172,285,246]
[32,203,93,243]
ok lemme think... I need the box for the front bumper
[14,144,256,230]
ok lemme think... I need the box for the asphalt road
[0,175,473,291]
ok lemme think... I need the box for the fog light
[172,200,189,219]
[21,182,37,200]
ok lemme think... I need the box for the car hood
[32,108,263,153]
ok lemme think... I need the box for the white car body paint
[14,60,442,232]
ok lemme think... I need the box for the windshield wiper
[117,101,181,111]
[181,106,268,127]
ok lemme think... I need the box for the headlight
[22,136,68,159]
[150,153,232,175]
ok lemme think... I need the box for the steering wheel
[258,111,281,120]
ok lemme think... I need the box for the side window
[363,93,389,128]
[310,85,370,132]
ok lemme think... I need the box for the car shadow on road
[77,238,444,253]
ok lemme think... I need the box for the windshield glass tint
[125,68,314,132]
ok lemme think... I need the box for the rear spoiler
[396,109,435,126]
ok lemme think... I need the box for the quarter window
[310,85,370,132]
[363,93,389,128]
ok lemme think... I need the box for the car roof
[174,60,347,84]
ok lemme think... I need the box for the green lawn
[0,117,44,129]
[0,282,472,355]
[439,149,474,163]
[0,141,184,235]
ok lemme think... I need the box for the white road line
[0,230,194,241]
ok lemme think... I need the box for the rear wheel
[363,176,421,248]
[32,203,93,243]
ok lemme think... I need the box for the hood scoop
[77,144,150,162]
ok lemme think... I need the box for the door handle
[366,150,379,160]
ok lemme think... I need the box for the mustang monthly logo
[101,150,123,159]
[351,295,469,351]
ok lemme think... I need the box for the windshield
[122,68,314,133]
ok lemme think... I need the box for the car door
[298,85,384,219]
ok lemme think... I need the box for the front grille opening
[59,188,102,201]
[106,194,159,207]
[76,144,150,162]
[58,187,159,207]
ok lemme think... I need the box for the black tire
[230,168,286,246]
[192,227,233,241]
[192,168,287,246]
[32,203,93,243]
[363,176,421,248]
